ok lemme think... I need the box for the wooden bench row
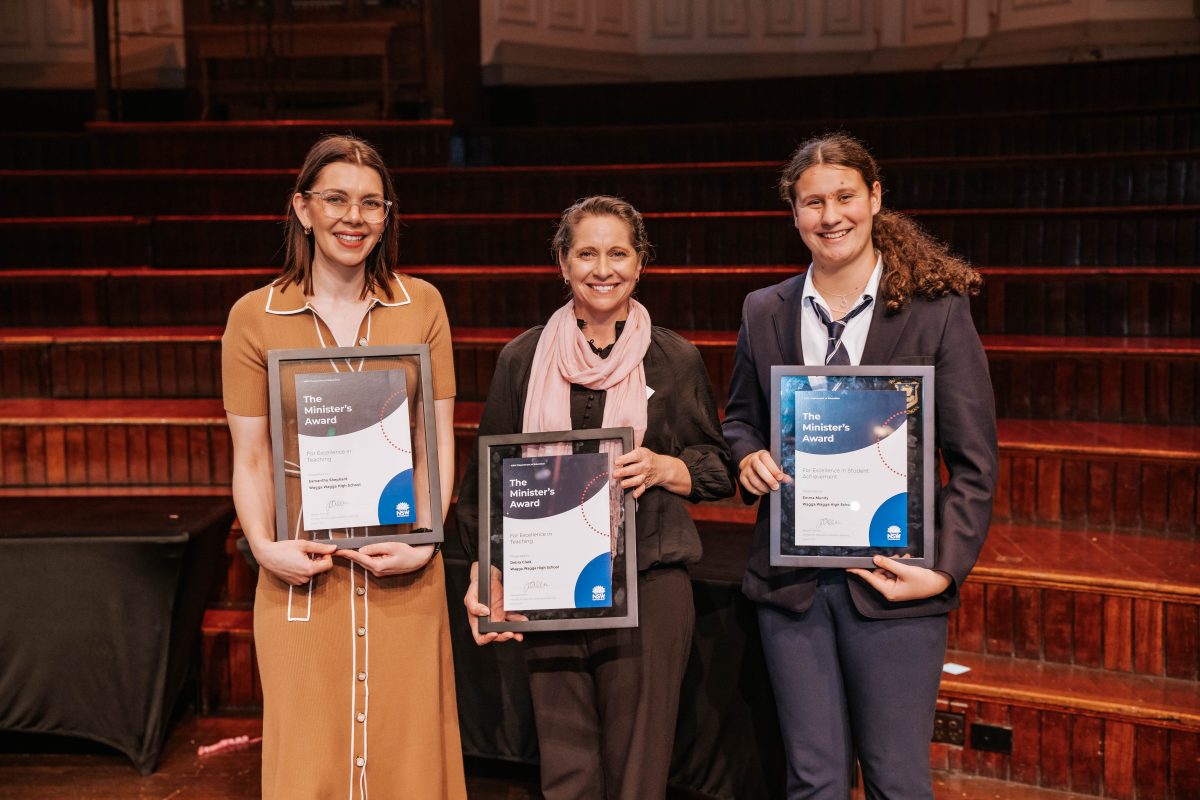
[1,266,1197,338]
[472,109,1200,166]
[200,513,1200,682]
[3,327,1197,426]
[5,153,1196,216]
[196,603,1200,798]
[1,207,1197,269]
[1,401,1196,536]
[88,120,453,170]
[483,57,1199,127]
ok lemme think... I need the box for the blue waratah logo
[591,585,606,602]
[395,502,410,518]
[886,524,902,541]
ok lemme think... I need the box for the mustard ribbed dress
[222,275,467,800]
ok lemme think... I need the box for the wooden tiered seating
[6,265,1195,337]
[3,57,1199,797]
[4,205,1197,268]
[3,151,1195,216]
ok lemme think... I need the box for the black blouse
[456,325,735,570]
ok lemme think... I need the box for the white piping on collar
[264,284,309,316]
[375,276,411,308]
[264,276,412,315]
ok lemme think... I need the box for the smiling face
[292,162,386,275]
[790,163,881,274]
[560,214,643,325]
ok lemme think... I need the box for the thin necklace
[815,280,865,315]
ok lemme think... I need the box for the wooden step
[0,132,91,170]
[196,587,1200,797]
[0,326,222,400]
[955,523,1199,681]
[2,400,1197,535]
[935,650,1200,798]
[0,398,231,489]
[6,152,1196,216]
[993,420,1200,532]
[3,207,1197,270]
[5,326,1195,426]
[484,58,1198,127]
[691,517,1199,680]
[85,119,453,169]
[3,266,1197,339]
[475,109,1200,165]
[199,607,260,713]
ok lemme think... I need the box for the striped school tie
[812,297,873,365]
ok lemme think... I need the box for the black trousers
[758,571,948,800]
[522,566,694,800]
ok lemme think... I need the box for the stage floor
[0,714,1098,799]
[0,714,541,800]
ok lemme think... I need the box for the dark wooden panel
[1013,587,1042,661]
[1040,711,1073,791]
[1169,730,1200,800]
[985,585,1015,656]
[1073,593,1104,668]
[1133,599,1165,677]
[1164,604,1200,680]
[1070,716,1103,795]
[955,581,986,653]
[1135,725,1170,800]
[1103,720,1136,800]
[1008,705,1041,786]
[1042,590,1075,664]
[1103,596,1134,673]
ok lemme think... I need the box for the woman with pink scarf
[456,195,734,799]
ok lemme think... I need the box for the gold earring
[303,226,312,235]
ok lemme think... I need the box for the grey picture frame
[267,344,443,549]
[769,365,936,568]
[478,427,639,633]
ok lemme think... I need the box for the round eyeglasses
[303,190,392,224]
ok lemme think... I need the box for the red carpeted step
[3,266,1197,338]
[3,207,1197,269]
[2,400,1197,536]
[7,325,1194,425]
[934,650,1200,797]
[476,108,1200,164]
[86,119,453,169]
[4,151,1195,216]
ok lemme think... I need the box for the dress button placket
[351,568,369,786]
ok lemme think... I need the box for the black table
[0,496,234,774]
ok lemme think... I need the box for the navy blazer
[722,271,999,618]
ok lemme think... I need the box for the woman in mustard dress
[221,134,466,799]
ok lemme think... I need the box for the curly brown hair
[277,134,399,301]
[779,133,981,312]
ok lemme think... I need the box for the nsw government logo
[886,524,902,541]
[591,585,607,602]
[395,502,410,518]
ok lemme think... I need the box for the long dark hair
[779,133,981,312]
[277,134,398,300]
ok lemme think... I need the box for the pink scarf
[523,299,652,446]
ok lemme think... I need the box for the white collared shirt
[800,255,882,366]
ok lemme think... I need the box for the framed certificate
[770,366,935,568]
[267,344,443,549]
[477,428,638,633]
